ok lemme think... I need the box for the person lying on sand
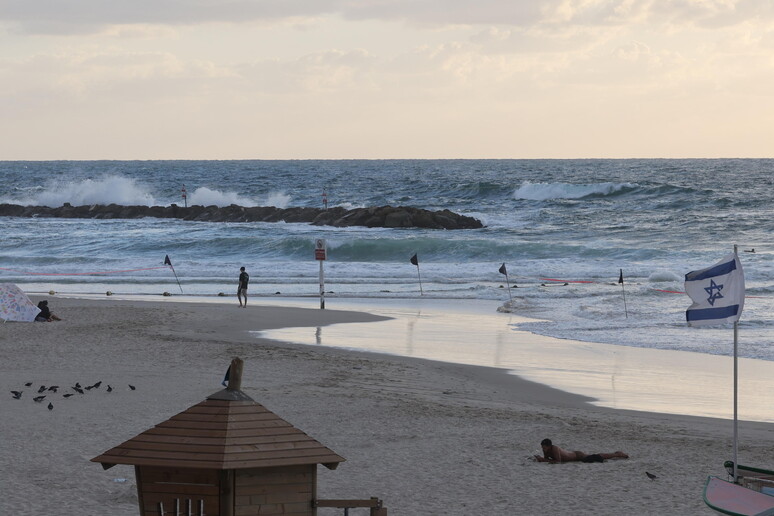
[534,438,628,463]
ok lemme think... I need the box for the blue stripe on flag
[686,305,740,322]
[685,259,737,282]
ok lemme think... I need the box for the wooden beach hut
[92,358,386,516]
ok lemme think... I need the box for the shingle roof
[91,389,345,471]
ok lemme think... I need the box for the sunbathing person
[534,438,628,463]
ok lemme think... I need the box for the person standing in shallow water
[237,266,249,307]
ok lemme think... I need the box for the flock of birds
[10,381,136,410]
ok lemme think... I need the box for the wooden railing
[314,497,387,515]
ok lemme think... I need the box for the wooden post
[135,466,145,516]
[219,470,235,516]
[226,358,243,392]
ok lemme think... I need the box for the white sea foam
[265,191,291,208]
[6,176,157,207]
[514,181,633,201]
[188,187,255,207]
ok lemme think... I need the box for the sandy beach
[2,296,772,515]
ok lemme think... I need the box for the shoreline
[3,295,769,514]
[21,292,774,423]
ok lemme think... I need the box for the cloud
[3,0,771,36]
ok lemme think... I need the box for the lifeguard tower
[92,358,386,515]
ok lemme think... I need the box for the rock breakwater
[0,203,483,229]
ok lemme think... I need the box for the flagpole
[170,265,183,294]
[619,269,628,319]
[165,255,183,294]
[410,254,422,295]
[505,272,513,303]
[733,244,738,482]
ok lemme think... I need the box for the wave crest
[1,175,271,209]
[189,187,255,207]
[514,181,635,201]
[10,176,157,207]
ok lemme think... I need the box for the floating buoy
[48,290,56,295]
[106,291,113,296]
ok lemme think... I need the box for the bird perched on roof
[106,385,113,392]
[129,385,136,390]
[37,385,47,393]
[33,395,46,403]
[646,472,658,480]
[11,391,22,399]
[62,393,74,398]
[48,386,59,392]
[92,381,102,389]
[24,382,32,387]
[73,387,84,394]
[47,402,53,411]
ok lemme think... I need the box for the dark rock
[0,203,484,229]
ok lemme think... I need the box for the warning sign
[315,239,327,261]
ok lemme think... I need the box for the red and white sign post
[315,239,327,309]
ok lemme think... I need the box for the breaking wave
[514,182,635,201]
[188,187,255,207]
[2,175,272,209]
[6,176,157,207]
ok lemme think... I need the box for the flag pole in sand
[732,244,739,482]
[685,245,745,482]
[164,255,183,294]
[618,269,628,318]
[499,263,512,303]
[410,254,423,295]
[315,239,327,309]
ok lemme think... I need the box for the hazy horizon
[3,1,773,160]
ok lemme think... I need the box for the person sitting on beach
[35,300,62,322]
[534,438,628,463]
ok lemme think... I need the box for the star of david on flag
[684,253,745,327]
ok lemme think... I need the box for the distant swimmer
[534,439,629,464]
[744,248,755,253]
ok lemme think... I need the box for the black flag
[410,253,418,266]
[618,269,624,284]
[499,263,507,276]
[164,255,183,293]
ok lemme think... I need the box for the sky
[1,0,773,159]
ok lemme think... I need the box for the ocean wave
[1,174,272,209]
[2,176,157,207]
[648,270,682,282]
[513,181,636,200]
[187,187,256,207]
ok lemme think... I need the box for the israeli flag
[685,253,745,327]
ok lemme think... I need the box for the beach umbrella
[0,283,41,322]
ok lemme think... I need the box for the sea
[2,159,774,362]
